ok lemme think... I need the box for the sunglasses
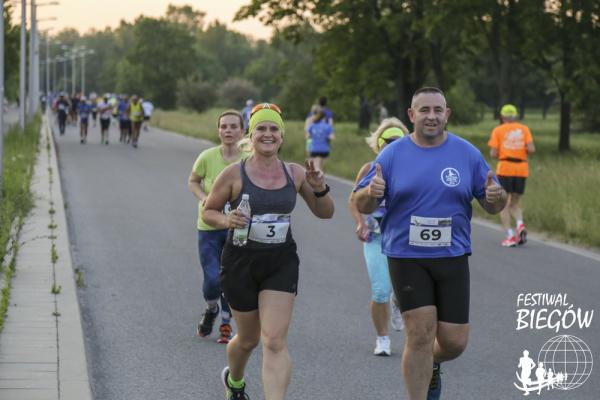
[383,137,399,145]
[250,103,282,117]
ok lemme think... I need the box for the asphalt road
[54,118,600,400]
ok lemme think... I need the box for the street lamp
[80,48,95,96]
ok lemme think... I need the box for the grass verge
[153,109,600,249]
[0,116,41,332]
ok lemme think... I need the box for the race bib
[409,216,452,247]
[248,214,291,244]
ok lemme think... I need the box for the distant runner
[488,104,535,247]
[78,96,92,144]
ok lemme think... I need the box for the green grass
[0,116,41,332]
[153,109,600,249]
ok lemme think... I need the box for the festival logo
[514,293,594,396]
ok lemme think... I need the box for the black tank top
[227,159,297,249]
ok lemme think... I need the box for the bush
[176,77,217,113]
[446,80,485,125]
[217,78,260,109]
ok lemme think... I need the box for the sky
[11,0,273,40]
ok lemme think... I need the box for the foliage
[176,77,216,113]
[446,80,484,125]
[3,1,21,100]
[0,116,41,332]
[216,78,260,108]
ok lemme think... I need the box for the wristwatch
[314,184,330,198]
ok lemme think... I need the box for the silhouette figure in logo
[518,350,536,395]
[547,369,554,390]
[535,362,546,395]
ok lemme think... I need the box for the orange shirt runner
[488,122,533,177]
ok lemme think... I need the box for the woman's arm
[294,161,334,219]
[202,164,247,230]
[348,162,372,241]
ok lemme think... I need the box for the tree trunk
[559,91,571,152]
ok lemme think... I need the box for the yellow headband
[249,109,284,136]
[378,127,405,150]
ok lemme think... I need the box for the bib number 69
[420,229,442,241]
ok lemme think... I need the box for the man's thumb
[375,163,383,179]
[486,171,495,186]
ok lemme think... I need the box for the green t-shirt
[193,146,241,231]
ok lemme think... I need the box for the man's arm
[478,171,507,214]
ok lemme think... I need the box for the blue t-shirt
[79,102,92,120]
[355,133,491,258]
[308,121,333,153]
[241,106,252,129]
[118,101,130,121]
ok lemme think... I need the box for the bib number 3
[248,214,291,244]
[409,216,452,247]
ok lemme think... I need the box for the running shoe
[221,366,249,400]
[390,299,404,331]
[374,336,391,356]
[197,305,219,337]
[427,362,442,400]
[516,224,527,245]
[501,236,518,247]
[217,323,233,344]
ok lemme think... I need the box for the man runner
[354,87,507,400]
[488,104,535,247]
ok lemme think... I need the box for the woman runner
[203,103,334,400]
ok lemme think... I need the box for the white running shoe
[390,298,404,331]
[374,336,391,356]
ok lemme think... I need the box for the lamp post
[1,0,5,190]
[27,0,36,120]
[80,48,94,96]
[19,0,26,129]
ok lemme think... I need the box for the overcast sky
[11,0,273,40]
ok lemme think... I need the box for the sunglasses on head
[383,137,399,144]
[250,103,282,117]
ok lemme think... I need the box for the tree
[235,1,473,124]
[523,0,600,150]
[3,0,20,100]
[124,17,197,108]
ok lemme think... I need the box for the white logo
[514,335,593,395]
[440,168,460,187]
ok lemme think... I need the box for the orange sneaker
[217,323,233,344]
[501,236,518,247]
[516,224,527,245]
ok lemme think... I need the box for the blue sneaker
[427,362,442,400]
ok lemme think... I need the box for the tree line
[3,2,599,151]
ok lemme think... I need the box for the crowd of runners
[49,91,154,148]
[187,87,536,400]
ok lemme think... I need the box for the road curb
[45,116,93,400]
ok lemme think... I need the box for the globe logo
[538,335,593,390]
[514,335,593,395]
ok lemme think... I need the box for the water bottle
[364,215,380,243]
[232,194,251,246]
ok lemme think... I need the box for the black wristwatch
[314,184,330,198]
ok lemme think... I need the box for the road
[54,118,600,400]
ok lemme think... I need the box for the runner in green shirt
[188,110,245,344]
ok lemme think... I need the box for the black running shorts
[497,175,526,194]
[309,152,329,158]
[388,255,470,324]
[119,120,131,131]
[220,241,299,312]
[100,118,110,130]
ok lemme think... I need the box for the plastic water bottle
[232,194,251,246]
[364,215,379,243]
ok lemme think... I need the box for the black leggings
[388,255,470,324]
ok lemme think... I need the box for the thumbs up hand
[485,171,504,204]
[367,163,386,199]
